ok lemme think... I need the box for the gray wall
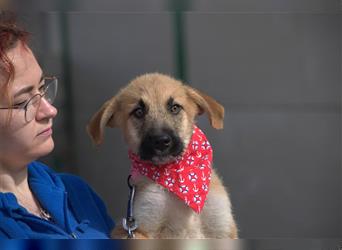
[20,0,341,238]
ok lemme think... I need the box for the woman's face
[0,42,58,169]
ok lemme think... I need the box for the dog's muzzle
[139,128,183,162]
[152,134,172,152]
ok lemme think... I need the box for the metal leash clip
[122,217,138,239]
[122,175,138,239]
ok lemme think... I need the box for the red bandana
[129,126,212,213]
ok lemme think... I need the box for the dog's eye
[132,107,145,119]
[170,104,182,115]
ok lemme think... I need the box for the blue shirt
[0,161,115,239]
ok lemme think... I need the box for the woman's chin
[34,137,55,158]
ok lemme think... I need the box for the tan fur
[87,73,238,239]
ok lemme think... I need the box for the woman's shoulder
[28,161,65,189]
[28,161,88,188]
[28,161,114,231]
[57,172,91,191]
[28,161,55,174]
[28,161,101,202]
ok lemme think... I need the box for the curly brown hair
[0,11,30,121]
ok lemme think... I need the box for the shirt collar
[0,161,67,228]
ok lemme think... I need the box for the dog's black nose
[139,128,183,162]
[152,134,172,151]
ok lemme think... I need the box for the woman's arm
[59,173,115,236]
[0,229,10,239]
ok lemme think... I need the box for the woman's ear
[87,97,118,145]
[184,85,224,129]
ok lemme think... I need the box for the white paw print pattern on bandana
[179,184,189,194]
[192,141,199,150]
[152,171,160,180]
[165,177,175,187]
[188,172,198,182]
[202,183,209,192]
[201,141,211,150]
[141,167,148,176]
[186,156,195,166]
[129,125,213,214]
[193,194,202,204]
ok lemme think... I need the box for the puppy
[87,73,238,239]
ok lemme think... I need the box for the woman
[0,13,114,238]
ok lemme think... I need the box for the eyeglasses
[0,76,58,122]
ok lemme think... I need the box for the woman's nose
[35,97,58,121]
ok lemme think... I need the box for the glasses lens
[25,94,41,122]
[42,78,58,104]
[24,77,58,122]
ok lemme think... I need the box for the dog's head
[87,73,224,165]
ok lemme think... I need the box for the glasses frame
[0,76,58,122]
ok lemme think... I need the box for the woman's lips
[37,127,52,137]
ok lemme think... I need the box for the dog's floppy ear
[185,85,224,129]
[87,97,118,145]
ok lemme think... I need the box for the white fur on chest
[132,175,204,238]
[131,170,237,239]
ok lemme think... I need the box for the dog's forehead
[125,74,185,104]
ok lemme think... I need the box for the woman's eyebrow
[13,85,34,98]
[13,74,44,98]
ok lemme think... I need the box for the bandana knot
[128,126,212,213]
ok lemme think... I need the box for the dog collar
[128,125,212,213]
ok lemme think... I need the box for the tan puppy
[87,73,238,239]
